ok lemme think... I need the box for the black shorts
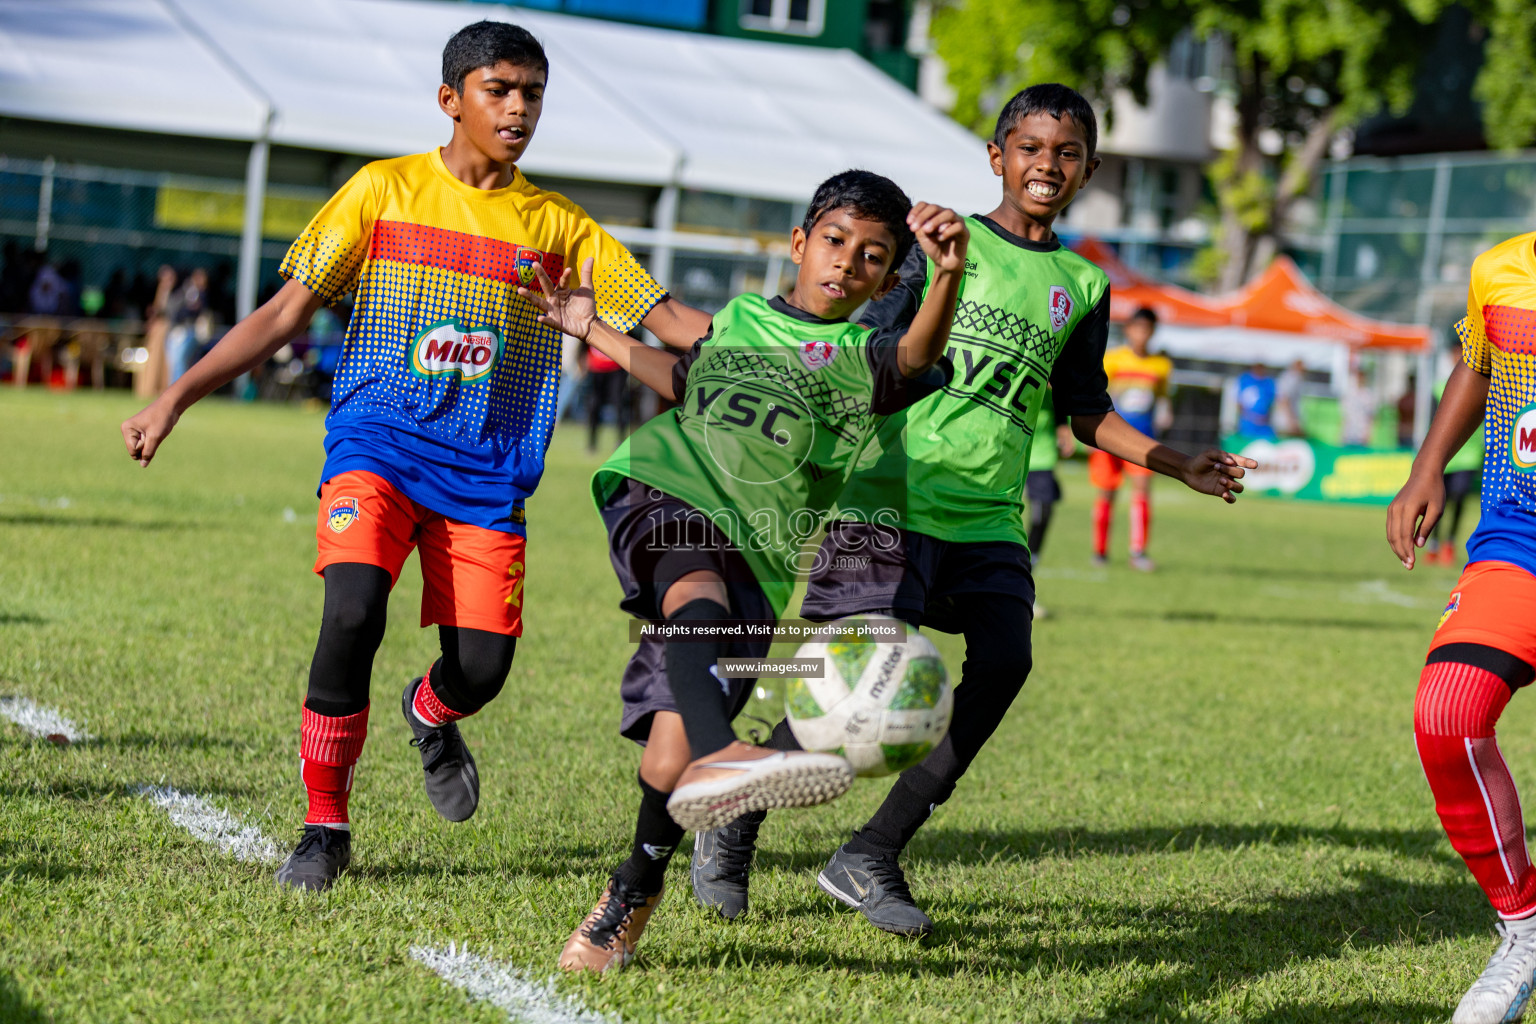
[1444,469,1479,500]
[1026,470,1061,506]
[599,477,773,743]
[800,520,1035,634]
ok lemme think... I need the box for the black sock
[613,775,685,894]
[847,773,948,857]
[665,598,738,760]
[765,717,802,751]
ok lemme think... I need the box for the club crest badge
[327,496,359,534]
[1048,286,1073,332]
[512,246,564,287]
[799,339,837,370]
[1438,591,1461,629]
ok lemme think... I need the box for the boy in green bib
[692,85,1258,936]
[517,170,969,972]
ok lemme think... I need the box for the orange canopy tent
[1070,238,1430,350]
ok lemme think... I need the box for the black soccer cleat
[691,809,765,920]
[816,842,934,937]
[275,824,352,892]
[402,677,479,822]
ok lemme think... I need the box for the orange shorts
[315,470,524,636]
[1088,448,1153,491]
[1430,560,1536,665]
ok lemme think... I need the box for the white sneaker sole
[667,754,853,832]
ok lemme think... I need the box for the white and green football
[784,617,952,778]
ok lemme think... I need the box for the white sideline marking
[0,696,91,742]
[410,943,619,1024]
[137,785,282,864]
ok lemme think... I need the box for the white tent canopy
[0,0,998,210]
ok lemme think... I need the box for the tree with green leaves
[931,0,1536,291]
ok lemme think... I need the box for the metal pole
[1319,162,1345,294]
[1411,156,1452,447]
[236,120,271,320]
[34,156,54,252]
[761,253,784,298]
[650,182,680,292]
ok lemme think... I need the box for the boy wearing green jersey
[691,85,1257,936]
[517,170,969,972]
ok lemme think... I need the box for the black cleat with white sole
[816,843,933,936]
[691,810,765,920]
[402,677,479,822]
[275,824,352,891]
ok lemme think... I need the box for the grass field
[0,388,1516,1023]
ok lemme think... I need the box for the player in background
[691,85,1255,935]
[119,21,712,892]
[1024,386,1077,618]
[1389,231,1536,1024]
[519,171,968,972]
[1424,370,1485,566]
[1091,307,1174,570]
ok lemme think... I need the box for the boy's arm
[641,296,714,350]
[1386,357,1489,569]
[894,203,968,377]
[520,259,685,402]
[121,279,325,466]
[1070,411,1255,503]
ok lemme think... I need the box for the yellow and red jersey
[1459,231,1536,573]
[281,149,665,533]
[1102,345,1171,437]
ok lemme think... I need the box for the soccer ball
[784,617,952,778]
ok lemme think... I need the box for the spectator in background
[556,331,584,422]
[1235,362,1277,440]
[1340,367,1378,446]
[102,269,131,320]
[135,265,178,399]
[584,337,630,452]
[0,241,35,312]
[166,267,208,385]
[1396,375,1417,448]
[1273,358,1306,437]
[28,259,71,315]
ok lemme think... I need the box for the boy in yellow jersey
[120,21,711,891]
[1092,307,1173,570]
[1389,231,1536,1023]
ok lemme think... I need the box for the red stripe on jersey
[1485,305,1536,355]
[369,220,565,285]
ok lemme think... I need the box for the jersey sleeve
[857,246,927,331]
[567,213,668,333]
[864,324,953,415]
[1051,291,1114,416]
[280,167,376,303]
[1459,273,1492,374]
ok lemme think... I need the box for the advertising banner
[1225,435,1413,504]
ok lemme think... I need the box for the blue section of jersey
[1119,407,1156,437]
[1467,507,1536,577]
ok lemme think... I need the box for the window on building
[740,0,825,37]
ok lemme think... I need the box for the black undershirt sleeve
[865,326,954,415]
[668,325,712,398]
[858,246,928,333]
[1050,290,1114,417]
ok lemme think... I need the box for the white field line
[0,695,91,742]
[410,943,619,1024]
[136,785,283,864]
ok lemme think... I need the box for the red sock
[300,705,368,828]
[411,667,468,728]
[1130,495,1150,556]
[1092,497,1112,557]
[1414,660,1536,917]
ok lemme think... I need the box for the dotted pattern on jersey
[282,223,367,303]
[692,346,872,441]
[951,298,1060,363]
[1467,305,1536,518]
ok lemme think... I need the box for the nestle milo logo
[409,319,502,383]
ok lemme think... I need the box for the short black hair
[801,170,915,270]
[1129,306,1158,326]
[993,83,1098,158]
[443,21,548,93]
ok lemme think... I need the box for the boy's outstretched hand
[909,202,968,273]
[1178,449,1258,503]
[518,258,596,340]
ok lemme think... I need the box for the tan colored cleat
[558,877,664,973]
[665,741,853,832]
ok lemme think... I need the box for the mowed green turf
[0,388,1516,1023]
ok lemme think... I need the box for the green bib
[593,293,886,617]
[837,217,1108,547]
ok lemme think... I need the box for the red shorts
[1430,560,1536,665]
[315,470,524,636]
[1088,448,1153,491]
